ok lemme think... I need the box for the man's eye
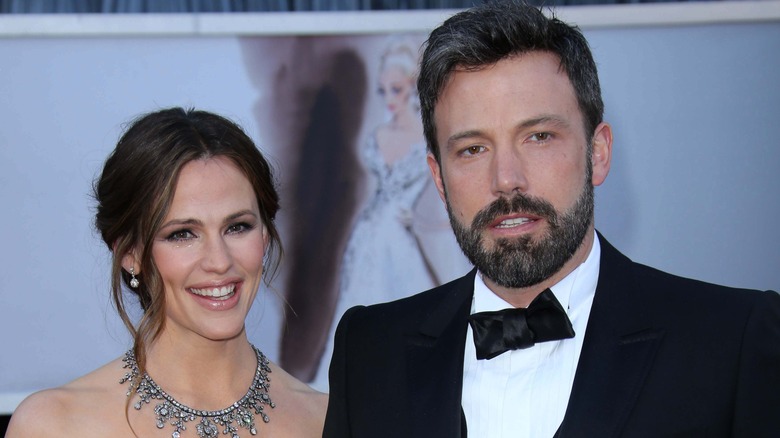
[462,145,485,156]
[530,132,551,142]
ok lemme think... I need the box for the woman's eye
[166,229,194,242]
[227,222,254,235]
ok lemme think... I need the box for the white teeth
[190,284,236,300]
[496,217,532,228]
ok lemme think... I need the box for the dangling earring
[129,267,140,289]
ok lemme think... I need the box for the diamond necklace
[120,345,275,438]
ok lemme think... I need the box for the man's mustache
[471,193,559,231]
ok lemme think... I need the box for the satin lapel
[556,235,664,438]
[406,269,475,438]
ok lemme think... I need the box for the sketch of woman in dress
[310,37,447,390]
[240,35,469,388]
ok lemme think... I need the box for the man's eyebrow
[515,115,571,132]
[446,129,485,150]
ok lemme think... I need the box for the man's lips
[471,193,556,231]
[489,214,541,230]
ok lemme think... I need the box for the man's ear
[427,153,447,204]
[591,122,613,187]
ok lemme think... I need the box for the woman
[310,39,439,389]
[7,108,327,437]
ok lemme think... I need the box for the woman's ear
[112,238,140,274]
[121,250,139,274]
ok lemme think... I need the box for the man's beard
[447,177,594,289]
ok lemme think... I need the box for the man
[323,2,780,437]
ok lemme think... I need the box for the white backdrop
[1,3,779,414]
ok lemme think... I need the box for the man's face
[427,51,611,289]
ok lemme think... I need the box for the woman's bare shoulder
[267,362,328,437]
[6,357,130,437]
[6,386,75,437]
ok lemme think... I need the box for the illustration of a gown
[311,131,436,390]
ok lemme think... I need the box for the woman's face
[378,65,413,116]
[151,156,268,343]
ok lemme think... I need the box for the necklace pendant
[235,408,253,430]
[196,418,219,437]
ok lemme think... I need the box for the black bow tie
[467,289,575,360]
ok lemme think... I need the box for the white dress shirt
[462,233,600,437]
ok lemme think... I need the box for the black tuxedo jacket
[323,235,780,437]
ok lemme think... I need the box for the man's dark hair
[418,1,603,162]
